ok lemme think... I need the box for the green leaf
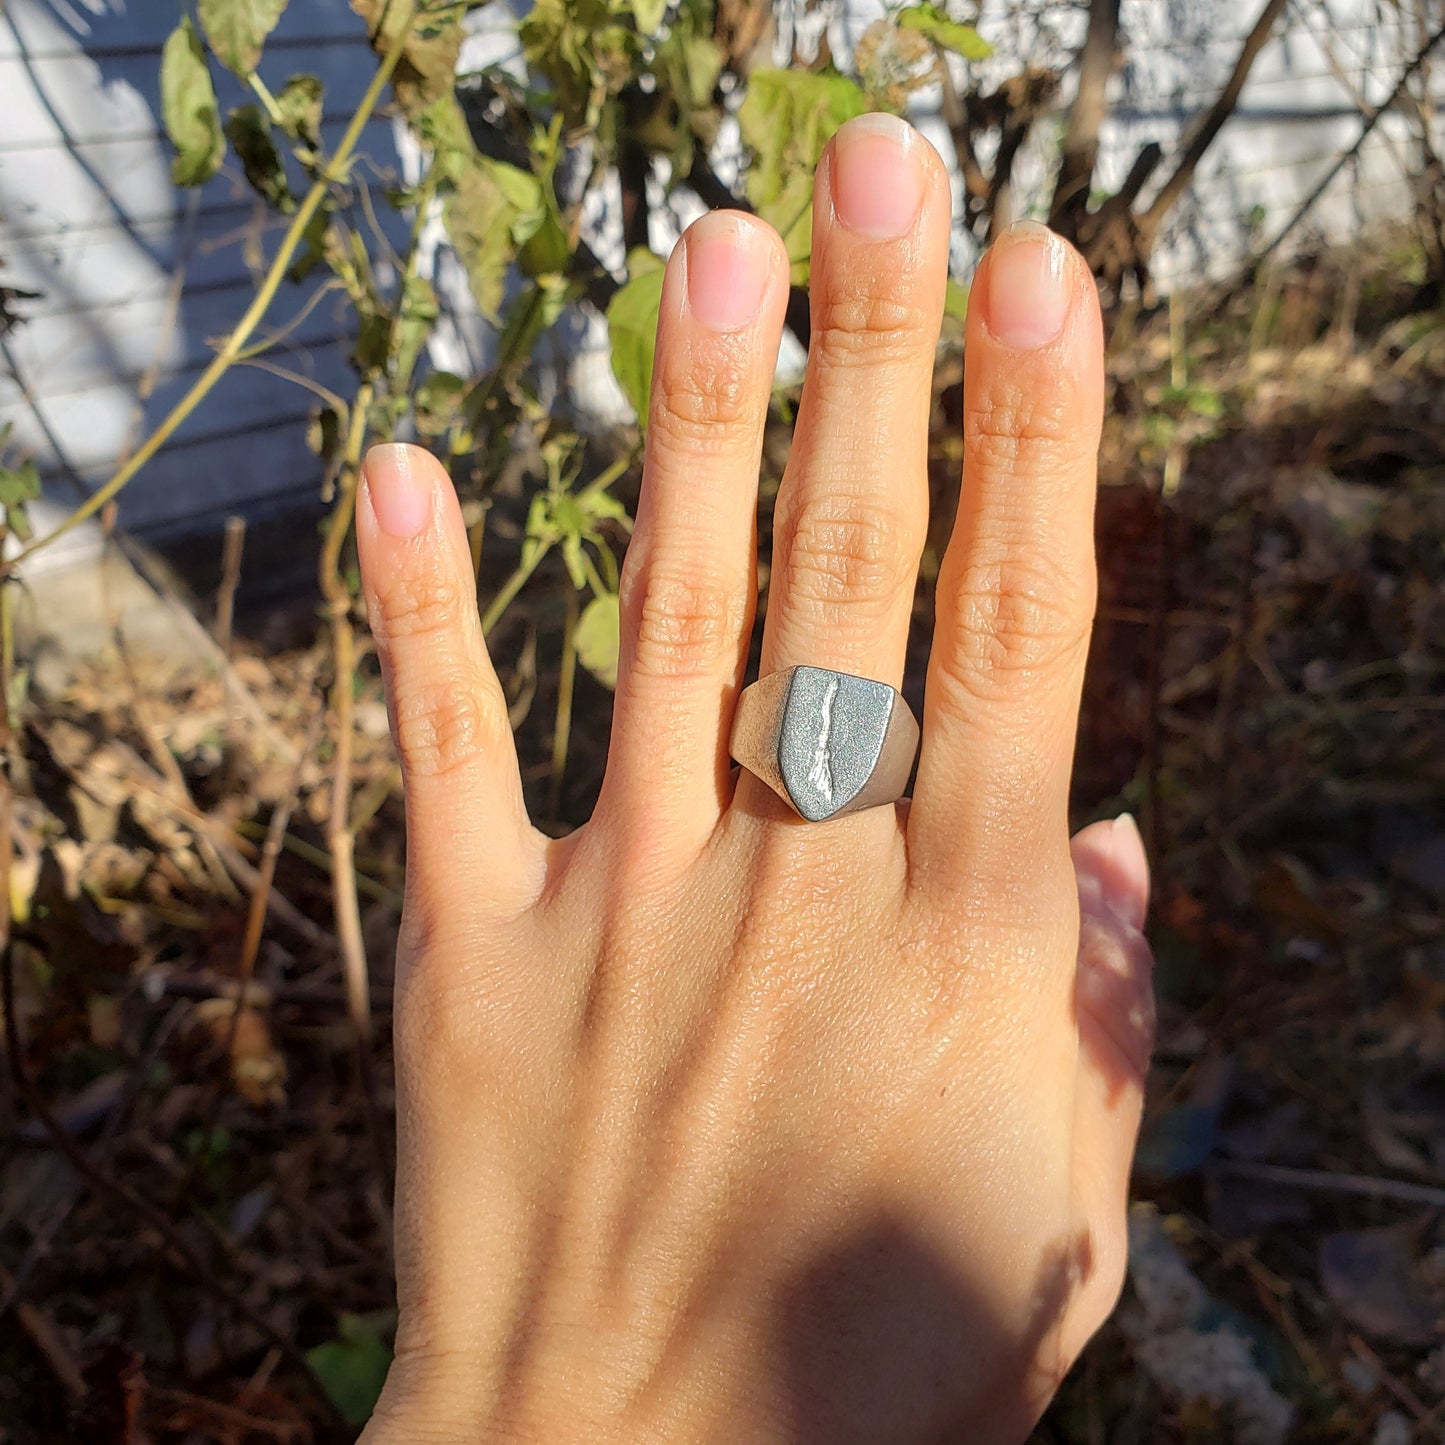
[413,371,469,438]
[477,158,568,279]
[679,34,722,108]
[394,273,439,384]
[275,73,324,145]
[0,461,39,544]
[519,212,570,279]
[161,18,226,187]
[305,1313,392,1427]
[574,593,620,690]
[446,158,528,323]
[944,277,969,321]
[606,264,666,426]
[520,0,637,129]
[418,92,475,185]
[224,105,293,210]
[625,245,665,279]
[488,159,544,214]
[631,0,668,37]
[199,0,289,76]
[0,460,41,509]
[738,70,867,282]
[4,503,31,543]
[896,5,993,59]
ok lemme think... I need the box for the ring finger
[757,113,950,693]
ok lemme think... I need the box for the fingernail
[1102,813,1150,931]
[981,220,1070,349]
[362,443,431,540]
[830,113,926,240]
[686,213,772,333]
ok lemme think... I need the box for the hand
[355,112,1154,1445]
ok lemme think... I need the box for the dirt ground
[1,234,1443,1442]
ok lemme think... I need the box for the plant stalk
[11,0,420,569]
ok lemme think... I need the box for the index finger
[906,223,1104,919]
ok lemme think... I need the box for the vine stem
[481,544,549,637]
[247,70,286,128]
[10,0,420,570]
[318,382,393,1219]
[548,583,580,823]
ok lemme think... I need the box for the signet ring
[728,665,920,822]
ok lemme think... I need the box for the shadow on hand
[775,1212,1094,1445]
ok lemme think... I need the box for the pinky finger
[1061,814,1154,1358]
[356,443,544,920]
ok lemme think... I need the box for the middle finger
[758,113,950,689]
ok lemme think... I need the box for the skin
[354,114,1155,1444]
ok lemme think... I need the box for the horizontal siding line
[1173,170,1410,205]
[1109,99,1426,124]
[4,179,404,251]
[1160,184,1413,229]
[1116,83,1424,112]
[13,332,354,410]
[6,32,373,64]
[5,199,264,248]
[1170,168,1412,203]
[1117,19,1411,45]
[1122,28,1411,55]
[1184,133,1412,179]
[0,109,393,157]
[19,270,341,327]
[41,404,322,479]
[148,470,330,518]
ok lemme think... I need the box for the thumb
[1059,814,1155,1357]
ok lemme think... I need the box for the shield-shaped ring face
[730,666,921,821]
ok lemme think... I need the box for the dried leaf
[224,104,293,211]
[352,0,465,116]
[195,1000,287,1107]
[199,0,289,76]
[275,72,324,146]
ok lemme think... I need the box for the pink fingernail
[1102,813,1150,931]
[981,220,1070,349]
[830,113,926,240]
[686,213,772,333]
[363,443,431,540]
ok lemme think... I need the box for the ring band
[729,666,920,821]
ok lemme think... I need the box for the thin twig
[142,968,394,1012]
[320,385,375,1051]
[229,818,402,908]
[234,354,353,414]
[317,386,393,1220]
[1213,1158,1445,1208]
[549,583,580,823]
[214,515,246,656]
[239,712,323,984]
[0,1261,85,1398]
[180,711,323,1218]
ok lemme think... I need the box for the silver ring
[729,665,920,821]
